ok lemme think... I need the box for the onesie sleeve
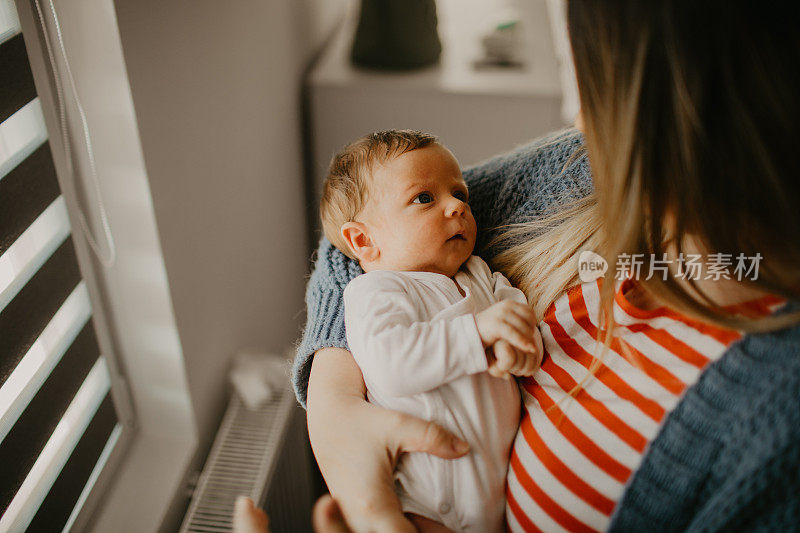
[491,269,529,306]
[466,256,529,306]
[344,273,487,398]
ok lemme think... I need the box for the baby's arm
[345,273,489,398]
[480,266,544,378]
[475,300,543,379]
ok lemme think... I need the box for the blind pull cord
[33,0,116,268]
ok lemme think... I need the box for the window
[0,1,132,529]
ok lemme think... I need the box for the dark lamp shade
[351,0,442,70]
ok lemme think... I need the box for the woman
[294,1,800,531]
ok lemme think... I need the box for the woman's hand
[232,494,350,533]
[307,347,471,533]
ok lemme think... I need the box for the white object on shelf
[476,8,525,67]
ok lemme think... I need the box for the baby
[321,130,544,532]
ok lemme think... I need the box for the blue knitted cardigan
[293,129,800,531]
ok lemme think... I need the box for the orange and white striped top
[505,278,782,532]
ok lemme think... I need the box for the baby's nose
[447,198,466,216]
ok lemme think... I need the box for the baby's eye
[413,192,434,204]
[453,190,468,202]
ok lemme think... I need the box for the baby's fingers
[487,363,511,380]
[493,340,517,372]
[518,330,544,376]
[508,301,538,327]
[507,348,531,375]
[500,311,536,340]
[516,350,542,376]
[499,320,538,354]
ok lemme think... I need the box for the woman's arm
[307,347,470,533]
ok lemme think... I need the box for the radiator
[178,385,313,533]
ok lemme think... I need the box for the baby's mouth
[448,232,466,241]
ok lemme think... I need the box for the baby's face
[361,144,477,277]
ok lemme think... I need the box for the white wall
[112,0,345,454]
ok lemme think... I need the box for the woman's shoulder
[706,304,800,422]
[683,309,800,473]
[610,312,800,531]
[310,237,364,291]
[726,314,800,423]
[462,129,594,256]
[464,128,593,220]
[695,319,800,527]
[730,303,800,376]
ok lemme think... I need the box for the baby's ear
[341,222,379,263]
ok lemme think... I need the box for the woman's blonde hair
[495,1,800,362]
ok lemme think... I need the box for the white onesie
[343,255,523,532]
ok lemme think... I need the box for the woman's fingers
[389,409,470,458]
[313,494,414,533]
[312,495,351,533]
[233,496,269,533]
[313,403,418,533]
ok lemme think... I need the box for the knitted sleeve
[607,311,800,532]
[292,127,593,407]
[464,128,592,254]
[292,238,363,406]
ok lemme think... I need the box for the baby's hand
[475,300,539,353]
[487,336,543,379]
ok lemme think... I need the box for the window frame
[11,0,200,530]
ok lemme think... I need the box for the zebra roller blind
[1,1,122,530]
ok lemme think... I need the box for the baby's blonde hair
[320,130,439,258]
